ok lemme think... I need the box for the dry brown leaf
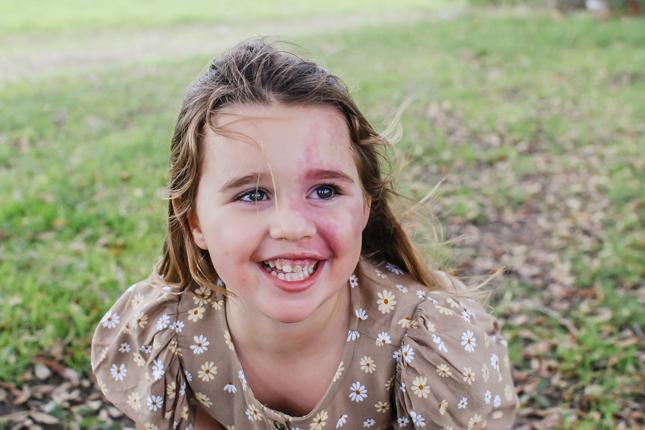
[29,411,60,425]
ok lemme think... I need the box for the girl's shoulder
[90,274,196,428]
[355,258,474,341]
[355,260,520,428]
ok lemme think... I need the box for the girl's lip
[257,260,325,293]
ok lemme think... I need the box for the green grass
[1,3,643,428]
[0,0,455,36]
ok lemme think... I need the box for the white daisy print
[151,359,165,381]
[347,330,360,342]
[170,320,184,333]
[134,311,148,328]
[349,274,359,288]
[238,369,248,390]
[411,376,429,398]
[446,296,461,309]
[436,363,453,378]
[224,330,234,351]
[482,363,490,382]
[363,418,376,427]
[190,335,209,355]
[397,317,412,328]
[374,268,387,279]
[397,416,409,427]
[355,308,368,320]
[435,305,454,316]
[336,414,348,428]
[131,292,144,308]
[310,410,328,430]
[333,361,345,382]
[110,363,127,381]
[484,390,492,404]
[211,299,224,310]
[101,310,119,329]
[245,405,262,421]
[166,381,176,399]
[375,401,390,413]
[198,361,218,382]
[491,353,501,380]
[461,330,477,353]
[139,345,152,355]
[458,397,468,409]
[395,284,408,293]
[393,349,403,361]
[375,331,392,346]
[468,414,483,430]
[360,356,376,373]
[385,262,404,274]
[155,314,171,331]
[409,411,425,427]
[118,343,131,353]
[126,392,140,410]
[133,352,145,367]
[438,399,448,415]
[505,384,515,401]
[463,367,476,384]
[377,290,397,314]
[196,392,213,408]
[147,395,163,412]
[187,306,205,322]
[431,334,448,353]
[461,309,473,323]
[349,381,367,402]
[193,286,212,306]
[223,383,237,394]
[416,290,427,300]
[400,344,415,364]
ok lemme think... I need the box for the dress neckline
[218,263,363,423]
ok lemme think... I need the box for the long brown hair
[154,37,465,295]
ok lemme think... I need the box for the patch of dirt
[0,8,464,85]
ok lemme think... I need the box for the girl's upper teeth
[264,258,317,273]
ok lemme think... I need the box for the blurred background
[0,0,643,428]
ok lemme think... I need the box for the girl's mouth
[259,259,321,282]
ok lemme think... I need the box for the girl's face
[188,102,371,323]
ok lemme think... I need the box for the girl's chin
[263,301,319,324]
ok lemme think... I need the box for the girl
[91,38,518,429]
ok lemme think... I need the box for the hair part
[154,37,481,299]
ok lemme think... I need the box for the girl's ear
[172,199,208,250]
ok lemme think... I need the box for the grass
[0,0,455,36]
[0,3,643,428]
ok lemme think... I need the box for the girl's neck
[225,285,351,362]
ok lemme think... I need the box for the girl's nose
[269,202,316,241]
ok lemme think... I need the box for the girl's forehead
[203,103,358,179]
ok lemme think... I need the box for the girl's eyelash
[234,183,342,202]
[317,183,342,197]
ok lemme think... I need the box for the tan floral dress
[91,257,518,429]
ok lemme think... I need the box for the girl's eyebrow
[219,169,354,193]
[218,172,269,193]
[304,168,355,184]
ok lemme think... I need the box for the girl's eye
[237,189,268,202]
[311,184,339,200]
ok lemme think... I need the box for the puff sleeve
[90,278,195,429]
[394,291,518,429]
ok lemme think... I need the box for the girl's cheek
[314,206,365,255]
